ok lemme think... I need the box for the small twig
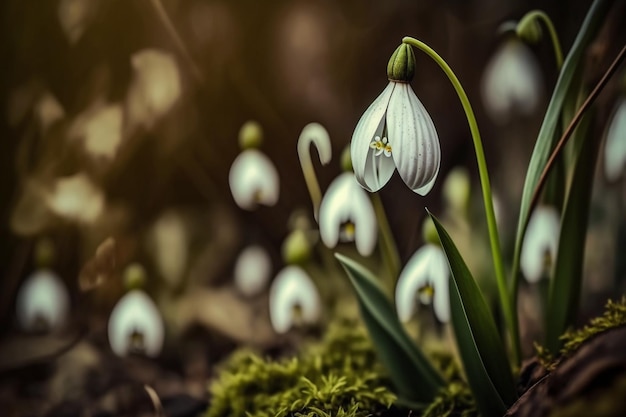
[144,384,166,417]
[529,43,626,213]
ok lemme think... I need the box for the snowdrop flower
[229,121,280,210]
[481,37,543,123]
[604,97,626,181]
[234,245,272,297]
[318,172,377,256]
[269,266,321,334]
[396,244,450,323]
[521,205,560,283]
[108,289,164,357]
[16,269,70,332]
[351,44,440,195]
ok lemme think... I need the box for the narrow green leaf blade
[428,212,517,417]
[546,111,597,351]
[335,253,444,405]
[512,0,613,286]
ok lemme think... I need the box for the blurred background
[0,0,624,415]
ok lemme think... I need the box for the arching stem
[402,37,520,364]
[297,123,332,220]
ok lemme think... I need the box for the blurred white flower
[58,0,98,44]
[318,172,377,256]
[108,290,164,357]
[604,97,626,181]
[35,91,65,132]
[395,244,450,323]
[151,211,188,288]
[229,149,279,210]
[521,205,560,283]
[16,269,70,332]
[351,80,440,195]
[234,245,272,297]
[481,38,543,123]
[126,49,181,129]
[46,173,104,223]
[269,266,321,334]
[70,103,123,160]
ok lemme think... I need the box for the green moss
[536,297,626,369]
[207,319,396,417]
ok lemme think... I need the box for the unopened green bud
[281,229,311,265]
[422,217,440,246]
[442,167,471,214]
[516,16,542,44]
[340,146,352,172]
[35,237,55,268]
[387,44,415,82]
[238,120,263,150]
[124,263,147,290]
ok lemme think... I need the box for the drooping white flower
[269,266,321,334]
[395,244,450,323]
[45,173,104,223]
[318,172,377,256]
[16,269,70,332]
[351,44,440,195]
[481,38,543,123]
[604,97,626,181]
[108,289,164,357]
[229,149,280,210]
[521,205,560,283]
[234,245,272,297]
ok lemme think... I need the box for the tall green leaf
[546,111,597,351]
[428,212,517,417]
[511,0,613,294]
[335,253,444,405]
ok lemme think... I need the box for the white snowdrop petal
[388,83,440,196]
[228,149,280,210]
[351,83,395,191]
[604,98,626,181]
[269,266,321,334]
[319,173,378,256]
[36,91,65,132]
[16,269,70,332]
[108,290,164,357]
[126,49,182,129]
[520,206,560,283]
[362,147,396,192]
[234,245,272,297]
[395,244,450,323]
[46,173,104,223]
[481,40,542,123]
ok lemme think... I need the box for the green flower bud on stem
[124,262,147,290]
[238,120,263,150]
[281,229,312,265]
[422,217,440,246]
[387,43,415,82]
[516,16,543,44]
[340,146,353,172]
[35,237,55,268]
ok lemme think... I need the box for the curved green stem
[518,10,564,70]
[402,37,520,364]
[297,123,332,220]
[371,193,401,288]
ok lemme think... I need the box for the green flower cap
[422,217,441,246]
[124,262,147,290]
[281,229,312,265]
[387,43,415,83]
[340,146,353,172]
[516,17,542,44]
[35,237,55,268]
[238,120,263,150]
